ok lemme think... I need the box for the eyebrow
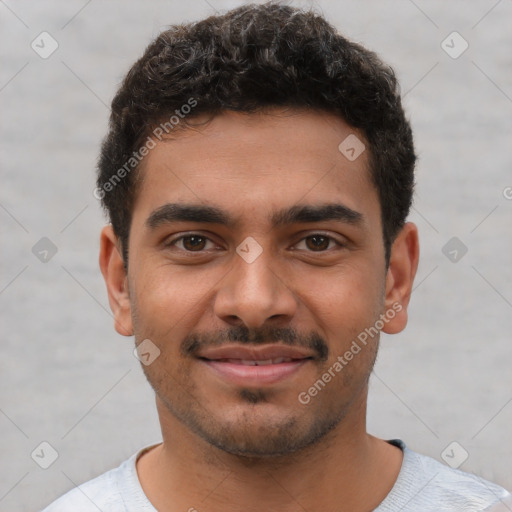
[145,202,364,230]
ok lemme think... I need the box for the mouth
[206,357,302,365]
[197,345,315,386]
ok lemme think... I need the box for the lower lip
[201,359,311,386]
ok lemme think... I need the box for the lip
[197,344,314,386]
[197,344,314,361]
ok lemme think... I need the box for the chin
[192,405,342,458]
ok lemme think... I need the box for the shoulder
[40,444,158,512]
[377,440,511,512]
[413,451,510,509]
[41,464,122,511]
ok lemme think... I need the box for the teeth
[245,359,271,366]
[273,357,292,364]
[225,357,294,365]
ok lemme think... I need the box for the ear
[99,225,133,336]
[381,222,419,335]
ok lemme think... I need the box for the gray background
[1,0,511,510]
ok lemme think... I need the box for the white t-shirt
[41,439,511,511]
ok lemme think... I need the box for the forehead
[132,109,380,231]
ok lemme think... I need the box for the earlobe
[381,222,419,335]
[99,225,134,337]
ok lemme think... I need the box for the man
[42,2,511,511]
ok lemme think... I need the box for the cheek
[296,263,383,342]
[130,261,213,339]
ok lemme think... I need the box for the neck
[137,392,403,512]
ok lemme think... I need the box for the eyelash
[165,233,345,254]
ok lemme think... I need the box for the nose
[213,245,298,329]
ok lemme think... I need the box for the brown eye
[294,234,343,253]
[305,235,331,251]
[166,234,215,252]
[181,235,207,251]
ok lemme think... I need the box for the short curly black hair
[96,1,415,267]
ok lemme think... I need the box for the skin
[100,108,419,512]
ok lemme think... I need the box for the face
[101,108,418,457]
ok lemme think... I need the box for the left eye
[294,234,341,252]
[167,233,341,253]
[170,235,216,252]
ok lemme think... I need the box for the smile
[212,357,297,366]
[198,355,313,386]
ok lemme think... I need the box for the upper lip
[197,344,315,361]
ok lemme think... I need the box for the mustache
[181,326,329,361]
